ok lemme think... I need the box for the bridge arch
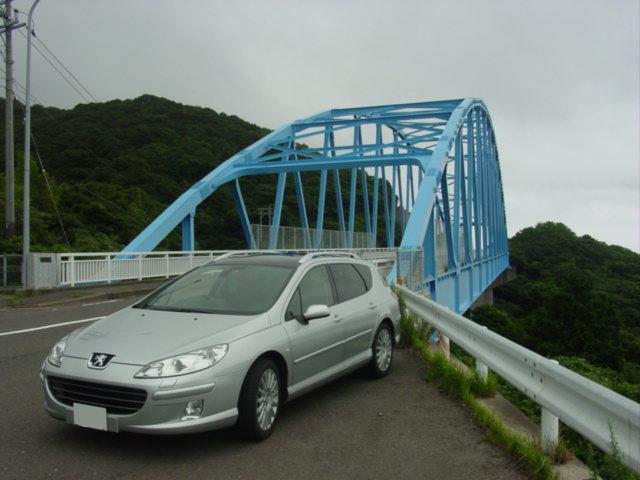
[123,98,509,313]
[398,99,509,311]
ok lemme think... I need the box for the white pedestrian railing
[59,251,223,287]
[58,248,398,287]
[398,285,640,473]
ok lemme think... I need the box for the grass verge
[398,292,558,480]
[445,309,639,479]
[2,290,27,306]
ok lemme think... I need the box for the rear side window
[298,266,335,313]
[354,264,373,291]
[329,263,367,303]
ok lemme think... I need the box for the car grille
[48,376,147,415]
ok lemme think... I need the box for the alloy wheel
[376,328,393,371]
[256,368,279,431]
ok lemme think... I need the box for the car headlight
[134,344,229,378]
[48,337,67,367]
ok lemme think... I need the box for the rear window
[329,263,367,303]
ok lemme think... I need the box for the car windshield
[135,263,294,315]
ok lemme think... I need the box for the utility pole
[22,0,40,288]
[3,0,15,239]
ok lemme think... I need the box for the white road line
[81,299,120,307]
[0,316,104,337]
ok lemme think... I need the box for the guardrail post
[2,256,6,288]
[541,408,559,452]
[399,285,640,471]
[137,254,142,281]
[476,359,489,382]
[165,253,170,278]
[439,333,450,359]
[475,326,489,381]
[189,251,194,269]
[70,255,76,287]
[107,254,112,284]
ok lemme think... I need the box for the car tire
[367,322,394,378]
[235,357,281,440]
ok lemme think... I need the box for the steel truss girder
[122,98,509,316]
[394,99,509,313]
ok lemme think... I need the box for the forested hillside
[0,95,391,253]
[472,222,640,401]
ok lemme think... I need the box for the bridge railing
[395,248,424,291]
[59,251,221,287]
[252,224,373,250]
[57,248,398,287]
[398,285,640,473]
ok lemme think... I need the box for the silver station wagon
[41,251,401,439]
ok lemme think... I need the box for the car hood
[64,307,269,365]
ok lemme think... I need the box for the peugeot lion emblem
[88,352,115,369]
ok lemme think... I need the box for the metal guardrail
[398,285,640,473]
[58,248,398,287]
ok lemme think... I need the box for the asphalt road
[0,298,526,480]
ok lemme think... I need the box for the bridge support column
[181,212,195,252]
[541,408,559,452]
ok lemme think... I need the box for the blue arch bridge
[45,98,639,471]
[120,97,509,315]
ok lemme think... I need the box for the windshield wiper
[143,306,212,314]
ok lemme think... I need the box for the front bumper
[41,356,243,434]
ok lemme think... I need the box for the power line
[0,64,44,105]
[17,28,91,103]
[30,131,70,247]
[1,76,44,106]
[10,91,148,245]
[12,13,97,103]
[4,12,143,246]
[9,89,70,247]
[13,80,43,105]
[5,60,148,233]
[32,34,97,102]
[25,123,150,228]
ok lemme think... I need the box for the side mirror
[303,304,331,321]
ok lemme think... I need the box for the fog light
[181,399,204,421]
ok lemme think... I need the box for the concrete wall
[27,253,60,290]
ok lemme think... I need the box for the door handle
[368,303,377,310]
[333,314,343,323]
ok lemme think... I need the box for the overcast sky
[8,0,640,251]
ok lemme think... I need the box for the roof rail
[298,251,362,264]
[212,250,299,262]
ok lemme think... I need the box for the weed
[586,424,639,480]
[3,290,26,306]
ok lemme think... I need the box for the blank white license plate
[73,403,107,431]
